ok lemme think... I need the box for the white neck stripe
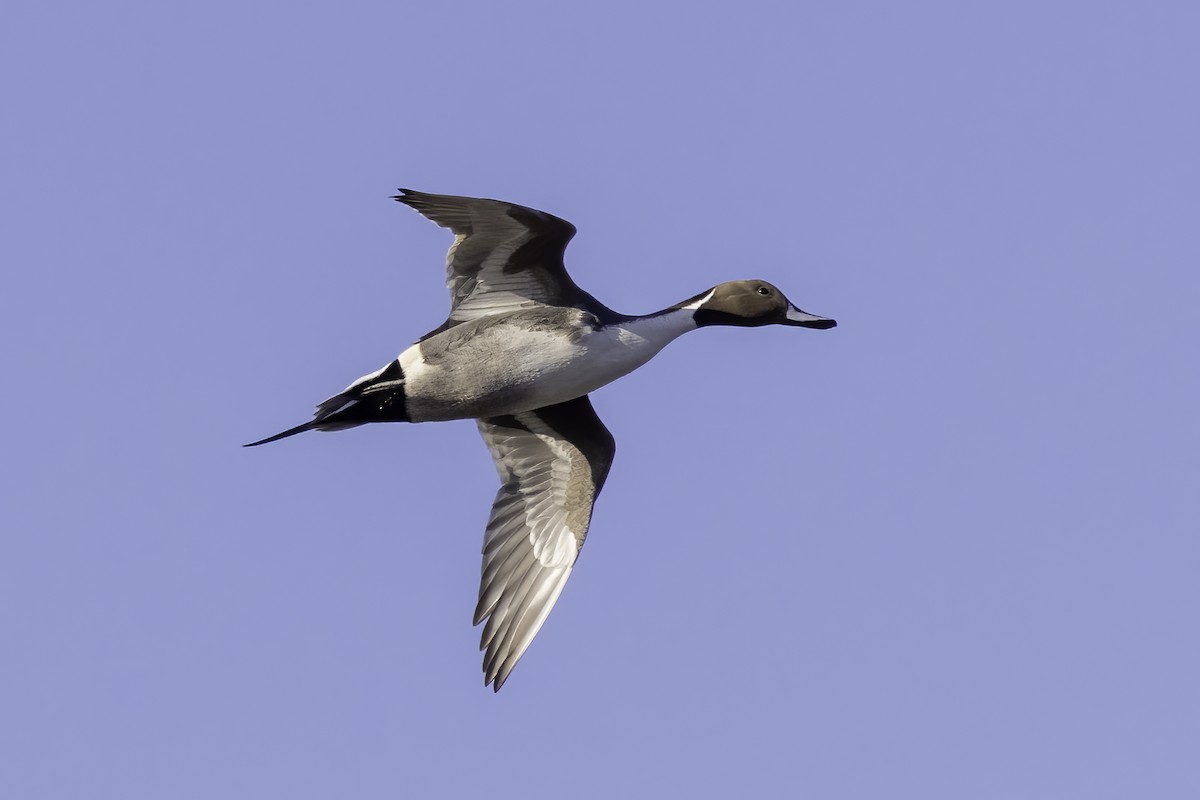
[679,289,715,311]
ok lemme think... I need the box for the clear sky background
[3,2,1198,798]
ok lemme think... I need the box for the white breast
[577,311,698,389]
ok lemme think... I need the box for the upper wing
[474,395,616,691]
[394,189,590,325]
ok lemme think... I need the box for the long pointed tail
[243,420,321,447]
[244,358,408,448]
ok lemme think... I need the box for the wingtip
[393,190,427,210]
[472,598,492,629]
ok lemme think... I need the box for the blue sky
[3,2,1198,797]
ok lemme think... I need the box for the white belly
[399,310,696,421]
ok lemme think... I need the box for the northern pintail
[248,189,836,690]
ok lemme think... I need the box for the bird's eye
[757,286,770,296]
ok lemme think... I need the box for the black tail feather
[243,420,320,447]
[245,359,409,448]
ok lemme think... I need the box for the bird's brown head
[686,280,837,329]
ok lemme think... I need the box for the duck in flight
[247,189,836,690]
